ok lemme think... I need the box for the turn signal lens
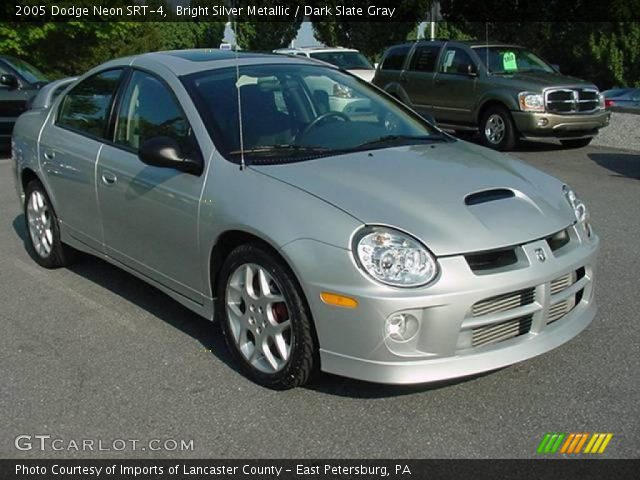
[320,292,358,309]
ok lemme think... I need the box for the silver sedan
[11,50,599,389]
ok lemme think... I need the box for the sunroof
[163,50,263,62]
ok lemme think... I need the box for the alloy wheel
[26,190,53,258]
[225,263,293,374]
[485,113,506,144]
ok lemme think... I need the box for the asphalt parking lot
[1,141,639,459]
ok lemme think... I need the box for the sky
[222,21,322,47]
[221,21,430,48]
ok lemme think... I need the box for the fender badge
[535,248,547,262]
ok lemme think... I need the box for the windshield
[5,57,48,84]
[309,51,374,70]
[183,64,446,163]
[474,47,555,74]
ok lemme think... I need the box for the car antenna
[485,22,490,76]
[233,9,246,170]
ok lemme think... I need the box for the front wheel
[217,243,318,389]
[560,138,593,149]
[24,180,77,269]
[479,106,517,151]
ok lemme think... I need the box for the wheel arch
[209,230,307,306]
[208,229,322,362]
[21,167,40,190]
[477,99,512,124]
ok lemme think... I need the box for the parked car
[12,50,599,389]
[602,88,640,110]
[273,46,376,82]
[373,40,611,151]
[0,55,48,146]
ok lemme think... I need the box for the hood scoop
[465,188,515,206]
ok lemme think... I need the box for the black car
[0,55,48,146]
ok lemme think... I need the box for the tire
[479,105,517,151]
[24,180,77,269]
[560,138,593,149]
[217,242,318,390]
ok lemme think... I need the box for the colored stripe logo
[537,433,613,454]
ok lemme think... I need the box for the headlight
[353,226,438,287]
[598,92,605,109]
[563,185,588,223]
[333,83,354,98]
[518,92,545,112]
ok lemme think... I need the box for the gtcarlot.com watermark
[15,434,194,452]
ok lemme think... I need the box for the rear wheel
[560,138,593,149]
[480,105,517,151]
[24,180,77,269]
[217,243,317,389]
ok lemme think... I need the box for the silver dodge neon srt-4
[11,50,599,389]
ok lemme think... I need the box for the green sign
[502,51,518,71]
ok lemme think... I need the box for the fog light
[537,118,549,127]
[385,313,419,342]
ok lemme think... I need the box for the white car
[273,47,376,82]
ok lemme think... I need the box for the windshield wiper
[229,144,332,158]
[352,134,446,150]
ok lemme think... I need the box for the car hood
[348,69,375,82]
[491,71,596,90]
[252,141,575,256]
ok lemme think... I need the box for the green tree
[311,1,433,60]
[0,1,225,78]
[231,1,303,51]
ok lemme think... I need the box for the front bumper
[512,110,610,139]
[282,224,599,384]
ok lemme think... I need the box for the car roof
[385,40,524,50]
[94,49,337,77]
[274,46,359,53]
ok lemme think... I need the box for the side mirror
[0,74,19,89]
[138,136,203,175]
[467,64,478,77]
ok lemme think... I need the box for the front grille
[472,315,533,347]
[546,229,571,252]
[545,88,599,114]
[546,268,585,325]
[466,248,519,273]
[459,265,590,351]
[550,271,576,294]
[548,299,573,323]
[471,288,535,317]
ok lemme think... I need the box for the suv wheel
[560,138,592,149]
[217,243,317,389]
[24,180,77,269]
[480,106,517,151]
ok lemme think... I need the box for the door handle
[101,171,117,185]
[43,151,55,161]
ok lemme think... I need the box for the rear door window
[381,45,411,71]
[57,69,123,139]
[409,45,441,72]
